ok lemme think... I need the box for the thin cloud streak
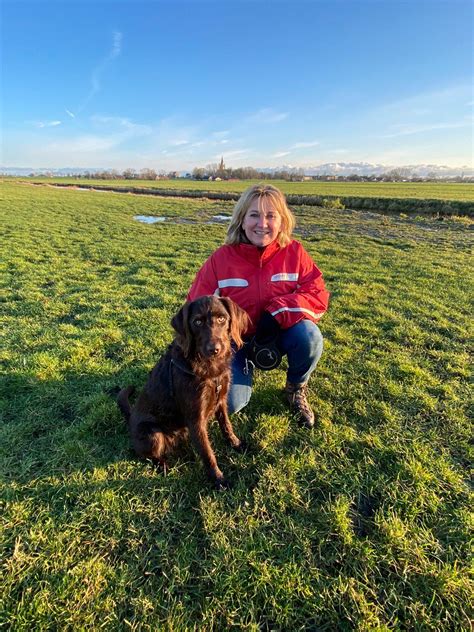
[244,108,289,124]
[381,120,472,138]
[71,30,123,116]
[33,120,62,128]
[291,140,319,149]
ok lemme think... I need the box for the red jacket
[188,239,329,336]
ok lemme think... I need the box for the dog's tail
[117,386,135,424]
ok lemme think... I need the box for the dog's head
[171,296,250,359]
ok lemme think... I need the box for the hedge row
[29,182,474,216]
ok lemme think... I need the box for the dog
[117,295,250,489]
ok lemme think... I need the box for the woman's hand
[249,312,282,370]
[254,311,280,344]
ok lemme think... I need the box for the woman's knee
[306,321,324,352]
[283,319,323,353]
[227,385,252,414]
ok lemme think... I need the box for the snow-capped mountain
[264,163,474,177]
[0,166,103,176]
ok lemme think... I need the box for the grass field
[1,182,473,629]
[9,176,474,202]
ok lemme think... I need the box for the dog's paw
[232,439,248,454]
[151,458,168,475]
[214,477,232,491]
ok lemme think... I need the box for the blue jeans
[227,319,324,414]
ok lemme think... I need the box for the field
[9,176,474,202]
[1,182,473,630]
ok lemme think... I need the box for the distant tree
[140,168,157,180]
[206,163,219,178]
[192,167,206,180]
[122,168,137,180]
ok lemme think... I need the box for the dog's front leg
[187,418,229,489]
[216,404,245,452]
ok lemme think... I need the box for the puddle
[134,215,167,224]
[133,214,232,226]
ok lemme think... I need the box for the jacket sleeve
[187,254,219,301]
[265,245,329,329]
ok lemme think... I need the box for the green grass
[1,182,473,630]
[8,176,474,201]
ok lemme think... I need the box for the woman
[187,183,329,428]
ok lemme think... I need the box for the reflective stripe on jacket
[187,239,329,336]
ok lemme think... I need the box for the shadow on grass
[0,367,257,488]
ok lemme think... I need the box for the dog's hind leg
[146,434,169,475]
[133,422,169,473]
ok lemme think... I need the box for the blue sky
[2,0,473,170]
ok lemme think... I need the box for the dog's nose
[208,344,221,355]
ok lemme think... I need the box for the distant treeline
[47,167,312,181]
[36,166,472,183]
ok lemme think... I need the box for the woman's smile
[242,200,282,246]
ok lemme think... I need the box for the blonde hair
[225,183,295,247]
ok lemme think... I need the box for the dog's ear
[219,297,250,349]
[171,302,192,357]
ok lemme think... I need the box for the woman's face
[241,198,282,247]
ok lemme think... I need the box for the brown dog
[117,295,249,489]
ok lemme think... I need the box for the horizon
[2,0,473,171]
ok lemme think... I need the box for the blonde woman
[188,183,329,428]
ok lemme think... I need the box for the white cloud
[215,149,252,161]
[169,139,189,146]
[111,31,122,57]
[91,115,152,135]
[47,135,120,152]
[244,108,289,124]
[291,140,319,149]
[273,151,291,158]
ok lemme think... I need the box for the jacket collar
[233,239,282,265]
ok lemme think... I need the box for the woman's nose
[257,214,267,227]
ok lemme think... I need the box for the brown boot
[285,382,315,428]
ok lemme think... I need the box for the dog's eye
[217,316,226,324]
[193,319,203,327]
